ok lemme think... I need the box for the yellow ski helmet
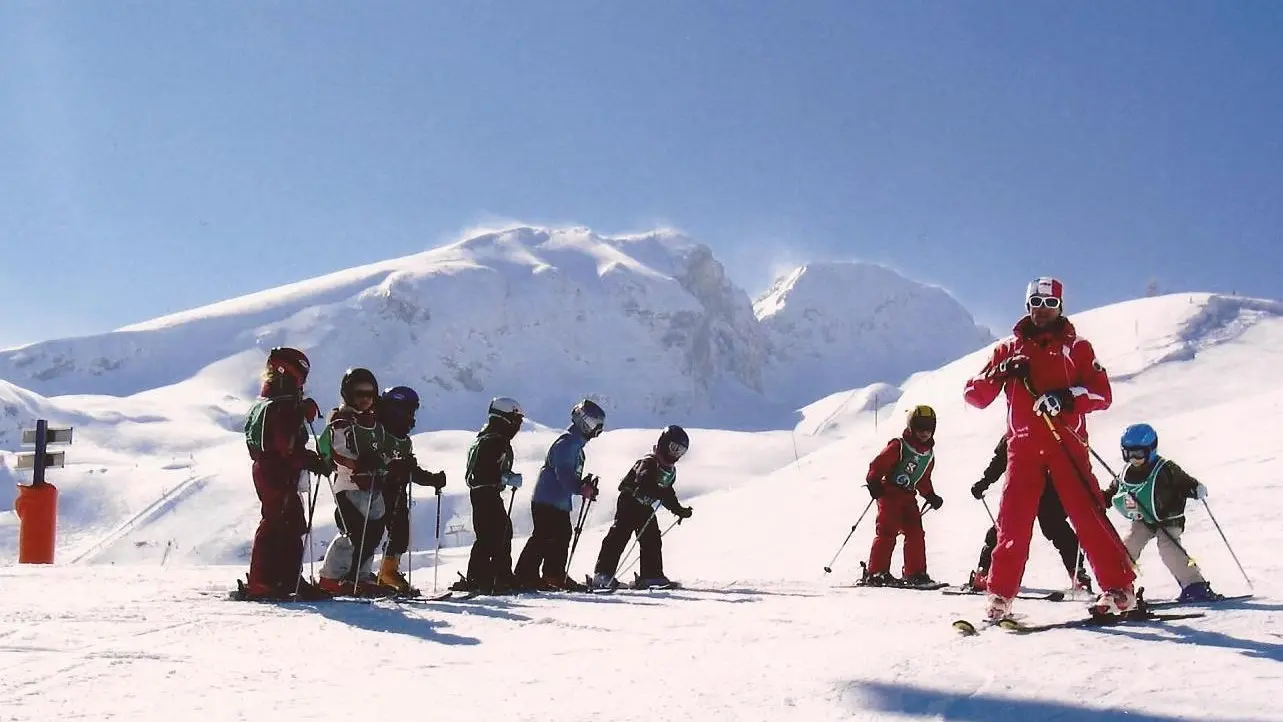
[907,404,937,434]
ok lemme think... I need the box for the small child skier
[373,385,447,596]
[860,405,944,588]
[590,425,694,591]
[513,399,606,592]
[452,396,526,595]
[1104,423,1223,602]
[315,368,398,597]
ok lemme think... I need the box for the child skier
[1104,423,1223,602]
[452,396,526,595]
[860,405,944,588]
[513,399,606,592]
[242,347,334,601]
[590,425,694,591]
[966,435,1092,593]
[374,385,447,596]
[315,368,398,597]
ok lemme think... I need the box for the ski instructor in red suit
[964,277,1136,622]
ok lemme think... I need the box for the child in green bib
[1104,423,1222,603]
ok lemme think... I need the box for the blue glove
[502,472,523,490]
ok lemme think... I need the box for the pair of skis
[953,608,1205,635]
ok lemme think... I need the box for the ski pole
[433,488,442,593]
[406,480,413,593]
[566,493,594,579]
[980,497,996,526]
[1201,498,1253,591]
[617,516,682,580]
[823,498,874,574]
[616,503,662,580]
[1020,378,1139,569]
[1051,409,1196,569]
[294,471,319,597]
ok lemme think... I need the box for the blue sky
[2,1,1280,348]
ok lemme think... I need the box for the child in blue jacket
[513,399,606,591]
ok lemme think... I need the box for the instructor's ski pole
[1201,498,1253,591]
[824,498,874,574]
[980,497,996,526]
[433,488,442,593]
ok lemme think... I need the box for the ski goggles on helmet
[664,441,688,461]
[1027,296,1061,309]
[1122,447,1150,461]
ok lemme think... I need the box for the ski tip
[952,619,978,635]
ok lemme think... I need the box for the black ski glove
[970,480,989,500]
[674,505,693,520]
[386,456,416,485]
[925,493,943,510]
[867,480,884,500]
[356,448,384,473]
[412,468,447,491]
[301,450,334,477]
[992,354,1030,382]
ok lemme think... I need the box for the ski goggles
[1122,447,1150,461]
[665,441,688,460]
[1027,296,1062,309]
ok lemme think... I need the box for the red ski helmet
[266,347,310,388]
[1025,277,1065,311]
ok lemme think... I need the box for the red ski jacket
[964,316,1111,444]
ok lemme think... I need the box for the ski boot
[589,572,620,591]
[633,574,677,590]
[377,555,421,596]
[1088,586,1137,617]
[1177,581,1224,603]
[902,572,937,588]
[1072,568,1094,594]
[984,593,1014,623]
[318,574,397,598]
[294,576,335,601]
[965,569,987,592]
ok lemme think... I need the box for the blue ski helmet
[379,386,420,436]
[1120,423,1158,464]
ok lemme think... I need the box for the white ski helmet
[488,396,525,426]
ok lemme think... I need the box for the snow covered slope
[0,292,1280,722]
[756,261,993,405]
[0,227,988,431]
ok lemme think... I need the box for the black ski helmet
[906,404,936,435]
[379,385,420,437]
[570,398,606,438]
[656,424,690,465]
[340,367,379,406]
[266,347,310,388]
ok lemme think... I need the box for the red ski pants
[866,492,926,577]
[988,435,1135,598]
[248,463,306,590]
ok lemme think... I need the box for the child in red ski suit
[861,405,944,587]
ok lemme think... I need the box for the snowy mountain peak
[754,261,994,405]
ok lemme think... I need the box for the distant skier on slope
[590,425,694,591]
[860,405,944,588]
[966,434,1092,593]
[373,385,446,596]
[964,276,1136,622]
[451,396,526,595]
[513,399,606,592]
[1104,423,1223,602]
[314,368,399,597]
[242,347,334,601]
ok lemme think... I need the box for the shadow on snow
[845,680,1262,721]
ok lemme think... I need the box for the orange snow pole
[15,482,58,564]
